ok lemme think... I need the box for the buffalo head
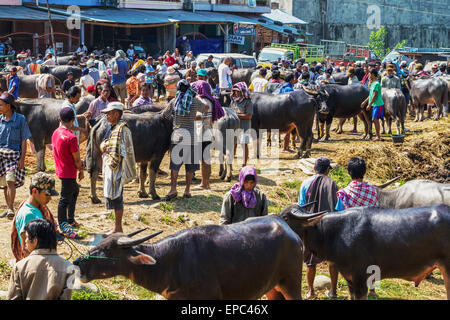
[218,90,232,108]
[73,228,162,283]
[314,88,331,114]
[279,203,327,239]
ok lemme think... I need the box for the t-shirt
[369,80,384,107]
[61,79,75,93]
[80,74,94,96]
[52,126,79,179]
[8,75,20,99]
[231,98,253,132]
[145,64,155,83]
[249,76,268,93]
[88,97,109,119]
[0,112,32,152]
[111,60,127,85]
[170,98,207,145]
[15,203,43,246]
[165,56,176,67]
[218,63,232,89]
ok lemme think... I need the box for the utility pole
[46,0,58,64]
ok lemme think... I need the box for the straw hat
[167,67,175,74]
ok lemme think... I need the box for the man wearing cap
[61,72,75,95]
[0,93,31,219]
[183,51,195,69]
[185,61,198,83]
[6,67,20,99]
[42,53,55,66]
[297,156,339,299]
[431,64,442,77]
[100,102,136,235]
[381,67,401,89]
[52,107,84,237]
[87,60,100,85]
[17,53,28,75]
[144,57,156,98]
[11,172,60,261]
[164,66,181,102]
[79,67,94,97]
[61,86,88,142]
[196,68,208,82]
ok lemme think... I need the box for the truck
[257,43,325,68]
[320,39,378,66]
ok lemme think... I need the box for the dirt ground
[0,113,448,300]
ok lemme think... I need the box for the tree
[367,26,407,60]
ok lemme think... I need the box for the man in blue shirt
[278,73,295,93]
[144,56,156,99]
[111,50,129,104]
[7,67,20,99]
[0,92,32,219]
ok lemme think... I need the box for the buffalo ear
[129,253,156,265]
[303,212,326,227]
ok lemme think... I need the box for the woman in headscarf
[191,79,224,191]
[230,82,253,167]
[219,166,268,225]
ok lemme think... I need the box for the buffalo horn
[324,90,330,98]
[299,201,317,209]
[127,227,148,238]
[117,231,163,248]
[376,176,400,189]
[289,209,328,221]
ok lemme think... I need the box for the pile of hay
[334,130,449,183]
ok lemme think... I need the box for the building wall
[292,0,450,48]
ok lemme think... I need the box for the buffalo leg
[267,129,272,147]
[324,117,332,141]
[441,266,450,300]
[381,118,386,134]
[89,170,101,204]
[138,162,149,198]
[387,117,393,135]
[351,115,358,133]
[266,288,285,300]
[336,118,345,134]
[352,276,369,300]
[278,276,302,300]
[148,168,160,200]
[219,163,225,180]
[35,147,46,172]
[318,121,324,140]
[225,163,232,182]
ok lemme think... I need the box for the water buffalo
[381,88,407,135]
[0,74,49,99]
[206,68,256,88]
[15,96,92,171]
[313,84,371,140]
[332,72,349,85]
[250,91,316,159]
[213,107,240,182]
[74,213,309,299]
[281,203,450,300]
[378,179,450,209]
[40,65,82,82]
[86,108,173,203]
[409,77,448,121]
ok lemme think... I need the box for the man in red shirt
[164,52,176,67]
[51,107,84,238]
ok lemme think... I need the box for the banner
[226,35,245,45]
[233,23,255,36]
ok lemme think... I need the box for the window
[240,58,257,68]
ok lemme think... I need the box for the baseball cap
[191,61,197,66]
[67,71,73,76]
[10,67,17,73]
[101,101,124,114]
[197,68,207,77]
[31,172,59,196]
[0,92,15,107]
[86,85,95,92]
[60,107,75,122]
[314,156,332,173]
[432,64,438,68]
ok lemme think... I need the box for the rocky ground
[0,113,448,300]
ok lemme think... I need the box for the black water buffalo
[86,108,173,203]
[381,88,407,135]
[332,72,349,85]
[40,65,82,82]
[74,213,308,299]
[250,91,316,159]
[15,96,92,171]
[314,84,371,140]
[281,203,450,300]
[55,54,79,66]
[0,74,41,99]
[409,77,448,121]
[378,179,450,209]
[206,68,255,88]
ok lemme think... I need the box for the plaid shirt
[0,148,25,188]
[337,181,378,209]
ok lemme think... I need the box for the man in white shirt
[218,57,233,91]
[79,68,94,96]
[249,68,269,93]
[127,44,135,60]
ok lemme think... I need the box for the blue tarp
[0,5,68,21]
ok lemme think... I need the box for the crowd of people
[0,41,449,300]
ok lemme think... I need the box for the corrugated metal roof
[0,5,68,21]
[245,16,299,36]
[164,11,258,24]
[262,9,308,25]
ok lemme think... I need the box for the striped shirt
[171,97,207,145]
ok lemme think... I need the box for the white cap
[101,102,124,113]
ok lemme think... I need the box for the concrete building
[290,0,450,48]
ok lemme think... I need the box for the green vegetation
[329,165,352,189]
[44,159,55,174]
[281,180,302,190]
[367,26,406,60]
[107,211,115,221]
[72,284,122,300]
[177,214,187,223]
[159,202,174,214]
[160,215,174,225]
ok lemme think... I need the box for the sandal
[163,192,177,201]
[0,211,8,218]
[69,220,80,228]
[59,222,81,239]
[6,209,15,220]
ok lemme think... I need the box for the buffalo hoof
[313,138,319,143]
[292,153,301,160]
[138,191,149,198]
[89,196,101,204]
[225,176,232,182]
[220,172,226,180]
[434,116,440,121]
[321,136,330,142]
[151,193,161,201]
[336,130,343,134]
